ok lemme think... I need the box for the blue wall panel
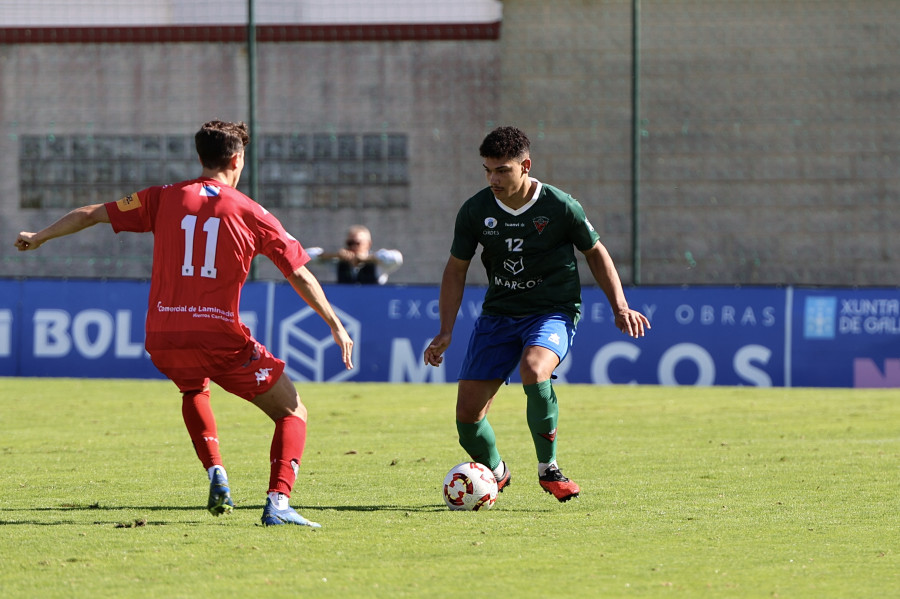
[2,279,898,388]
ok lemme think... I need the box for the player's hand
[332,328,354,370]
[615,309,651,338]
[424,333,451,366]
[14,232,42,251]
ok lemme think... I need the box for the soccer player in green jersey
[424,126,650,502]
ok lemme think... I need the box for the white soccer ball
[442,462,498,511]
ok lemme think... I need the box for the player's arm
[582,240,650,338]
[14,203,111,251]
[287,264,355,370]
[424,255,470,366]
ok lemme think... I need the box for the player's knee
[455,407,475,422]
[520,367,551,386]
[455,402,486,423]
[519,360,556,385]
[271,392,306,421]
[291,400,308,421]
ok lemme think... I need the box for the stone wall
[499,0,900,286]
[2,0,898,286]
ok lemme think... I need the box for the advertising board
[1,279,897,388]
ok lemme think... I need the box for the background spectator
[307,225,403,285]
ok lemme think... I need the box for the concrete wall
[3,0,899,286]
[499,0,900,286]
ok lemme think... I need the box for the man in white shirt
[306,225,403,285]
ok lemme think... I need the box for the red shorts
[158,342,286,401]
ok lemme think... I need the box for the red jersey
[105,178,309,372]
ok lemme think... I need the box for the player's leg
[520,314,580,502]
[214,341,319,527]
[455,315,522,490]
[456,378,507,482]
[250,372,320,528]
[520,346,561,467]
[251,371,308,497]
[151,351,234,516]
[181,386,222,470]
[179,380,234,516]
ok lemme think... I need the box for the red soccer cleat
[495,461,511,493]
[539,464,580,502]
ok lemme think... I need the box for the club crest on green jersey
[533,216,550,234]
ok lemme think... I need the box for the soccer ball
[442,462,498,511]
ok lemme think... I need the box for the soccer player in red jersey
[14,120,353,527]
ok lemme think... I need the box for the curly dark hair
[195,120,250,170]
[479,126,530,161]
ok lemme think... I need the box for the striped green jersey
[450,180,600,324]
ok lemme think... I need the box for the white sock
[492,462,506,480]
[538,462,557,477]
[268,491,289,510]
[208,465,227,481]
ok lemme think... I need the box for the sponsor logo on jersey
[533,216,550,234]
[116,192,141,212]
[503,256,525,275]
[504,222,525,227]
[200,184,221,197]
[484,217,497,228]
[548,332,561,345]
[493,275,543,290]
[585,218,596,232]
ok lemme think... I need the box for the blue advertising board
[1,279,898,388]
[0,279,20,377]
[257,283,482,384]
[578,286,785,387]
[791,288,900,388]
[6,279,162,380]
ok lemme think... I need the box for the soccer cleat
[260,496,322,528]
[539,464,580,502]
[207,468,234,516]
[495,461,512,493]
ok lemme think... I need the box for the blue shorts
[458,313,576,382]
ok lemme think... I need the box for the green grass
[1,379,898,598]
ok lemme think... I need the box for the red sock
[181,389,221,470]
[269,415,307,496]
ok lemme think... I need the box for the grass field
[2,378,898,598]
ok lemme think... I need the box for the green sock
[456,418,502,471]
[525,380,558,465]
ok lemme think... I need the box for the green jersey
[450,180,601,324]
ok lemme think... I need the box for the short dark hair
[195,120,250,169]
[479,126,530,161]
